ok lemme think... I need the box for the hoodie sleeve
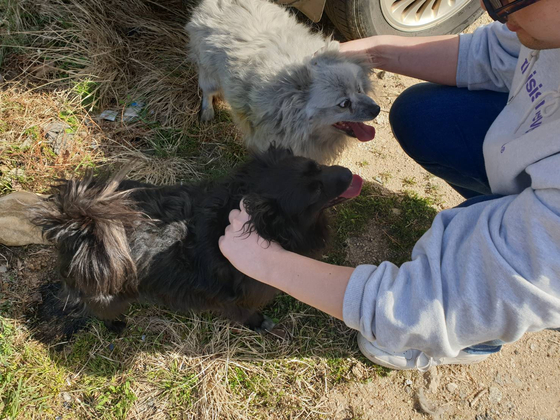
[456,21,522,92]
[343,185,560,358]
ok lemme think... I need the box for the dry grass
[1,0,249,190]
[1,0,199,126]
[0,87,102,193]
[0,246,385,420]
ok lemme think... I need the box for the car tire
[325,0,484,40]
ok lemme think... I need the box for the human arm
[340,22,522,91]
[344,182,560,358]
[218,201,354,320]
[340,34,461,86]
[220,176,560,357]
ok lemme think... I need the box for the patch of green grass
[402,176,417,186]
[93,380,137,419]
[325,182,437,265]
[22,126,40,142]
[326,357,352,384]
[0,177,14,195]
[73,79,100,110]
[227,366,265,395]
[0,0,45,66]
[0,318,67,419]
[58,110,80,132]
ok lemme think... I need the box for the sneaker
[357,334,490,372]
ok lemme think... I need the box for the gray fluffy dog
[186,0,381,162]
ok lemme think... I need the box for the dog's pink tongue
[340,175,363,199]
[348,122,375,142]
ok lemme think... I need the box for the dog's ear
[311,47,373,76]
[266,143,293,157]
[242,193,304,247]
[344,52,374,75]
[254,144,294,167]
[312,40,340,62]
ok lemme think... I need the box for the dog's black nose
[336,167,353,190]
[370,103,381,119]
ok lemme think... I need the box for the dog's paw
[200,106,215,123]
[253,315,276,334]
[103,319,127,335]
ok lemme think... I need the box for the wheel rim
[379,0,472,31]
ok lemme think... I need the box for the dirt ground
[324,14,560,420]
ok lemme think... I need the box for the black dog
[32,146,362,338]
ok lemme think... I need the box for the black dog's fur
[32,147,355,339]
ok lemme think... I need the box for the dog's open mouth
[325,175,363,208]
[332,122,375,142]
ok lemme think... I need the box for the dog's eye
[338,99,351,109]
[310,181,323,200]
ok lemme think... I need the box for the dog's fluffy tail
[33,171,142,296]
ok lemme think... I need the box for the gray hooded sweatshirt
[343,22,560,358]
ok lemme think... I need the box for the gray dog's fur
[186,0,381,162]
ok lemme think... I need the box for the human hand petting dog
[218,198,287,283]
[339,34,461,86]
[219,198,355,320]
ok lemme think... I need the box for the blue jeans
[390,82,509,355]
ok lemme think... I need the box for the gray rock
[44,121,74,155]
[446,382,458,393]
[488,386,503,404]
[424,367,440,393]
[0,191,50,246]
[494,372,510,386]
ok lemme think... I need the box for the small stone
[391,208,402,216]
[424,367,439,393]
[61,392,72,402]
[405,379,413,386]
[376,70,386,80]
[351,364,365,380]
[0,265,7,273]
[488,386,502,404]
[446,382,458,393]
[530,343,537,351]
[21,137,34,149]
[494,372,509,385]
[0,191,50,246]
[8,168,25,178]
[44,121,74,155]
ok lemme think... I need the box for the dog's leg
[30,282,91,345]
[103,318,128,334]
[220,305,276,333]
[84,295,131,334]
[198,71,220,123]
